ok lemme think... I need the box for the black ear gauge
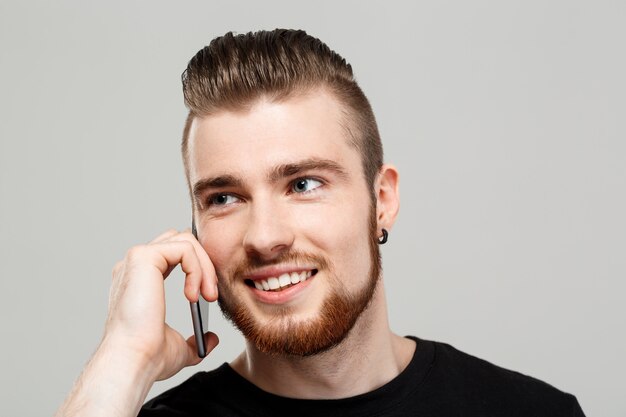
[378,228,388,245]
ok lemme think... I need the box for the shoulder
[431,339,564,393]
[410,337,585,416]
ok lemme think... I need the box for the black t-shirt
[139,337,585,416]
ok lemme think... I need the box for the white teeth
[278,273,291,287]
[252,270,315,291]
[267,277,280,290]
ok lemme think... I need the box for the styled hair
[181,29,383,190]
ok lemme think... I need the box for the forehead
[186,90,361,182]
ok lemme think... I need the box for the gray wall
[1,1,624,415]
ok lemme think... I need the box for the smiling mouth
[245,269,318,292]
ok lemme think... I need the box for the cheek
[297,199,373,278]
[198,217,247,277]
[295,201,361,242]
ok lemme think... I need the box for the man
[56,29,585,416]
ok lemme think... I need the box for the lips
[244,268,317,292]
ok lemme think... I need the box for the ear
[374,164,400,232]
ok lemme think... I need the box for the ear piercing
[378,228,388,245]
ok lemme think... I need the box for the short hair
[181,29,383,192]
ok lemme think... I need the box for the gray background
[0,1,624,415]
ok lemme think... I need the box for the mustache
[228,249,331,279]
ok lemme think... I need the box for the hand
[102,229,219,381]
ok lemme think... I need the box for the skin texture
[55,88,412,416]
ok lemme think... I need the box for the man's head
[182,30,399,356]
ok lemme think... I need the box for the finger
[146,241,205,302]
[149,229,180,244]
[185,332,219,366]
[160,231,219,302]
[161,264,177,280]
[199,268,218,303]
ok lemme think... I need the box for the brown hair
[181,29,383,191]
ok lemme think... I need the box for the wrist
[55,336,158,417]
[97,333,162,383]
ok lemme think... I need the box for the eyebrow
[192,175,243,200]
[268,158,349,183]
[192,158,349,201]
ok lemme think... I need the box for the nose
[242,197,295,260]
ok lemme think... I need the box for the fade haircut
[181,29,383,193]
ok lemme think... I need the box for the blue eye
[208,194,239,206]
[291,178,323,193]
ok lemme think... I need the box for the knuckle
[180,231,195,241]
[126,245,147,260]
[162,228,179,239]
[179,240,195,252]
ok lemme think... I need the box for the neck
[230,280,416,399]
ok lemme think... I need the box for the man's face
[187,89,381,356]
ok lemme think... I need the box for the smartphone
[190,219,209,358]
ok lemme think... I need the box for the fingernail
[213,284,219,298]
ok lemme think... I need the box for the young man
[56,29,585,416]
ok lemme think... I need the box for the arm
[55,229,219,417]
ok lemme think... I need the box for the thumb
[185,332,220,366]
